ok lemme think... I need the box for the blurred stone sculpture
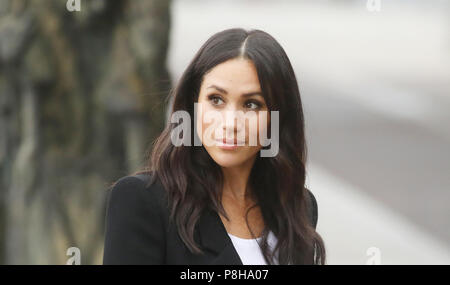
[0,0,171,264]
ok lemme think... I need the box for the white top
[227,231,279,265]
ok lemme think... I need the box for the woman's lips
[214,138,245,150]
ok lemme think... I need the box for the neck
[221,156,257,207]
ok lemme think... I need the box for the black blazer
[102,173,318,265]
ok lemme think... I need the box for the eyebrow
[207,84,262,97]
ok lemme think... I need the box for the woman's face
[196,58,270,168]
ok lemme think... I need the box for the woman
[103,28,326,265]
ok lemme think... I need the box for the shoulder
[109,171,166,197]
[106,172,167,216]
[103,171,168,264]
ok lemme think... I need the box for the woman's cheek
[199,105,222,147]
[257,112,271,148]
[195,104,204,143]
[248,114,263,149]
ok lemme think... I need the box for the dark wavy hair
[139,28,326,265]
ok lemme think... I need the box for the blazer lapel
[196,208,243,265]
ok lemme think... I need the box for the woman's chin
[209,151,248,168]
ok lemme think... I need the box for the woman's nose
[221,109,244,135]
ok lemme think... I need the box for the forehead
[200,58,261,93]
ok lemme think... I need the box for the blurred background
[0,0,449,264]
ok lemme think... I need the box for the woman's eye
[245,101,262,110]
[208,95,224,106]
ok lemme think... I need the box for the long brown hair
[141,28,326,264]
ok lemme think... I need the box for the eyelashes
[207,94,264,110]
[245,100,263,110]
[208,94,224,106]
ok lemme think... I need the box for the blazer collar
[196,208,243,265]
